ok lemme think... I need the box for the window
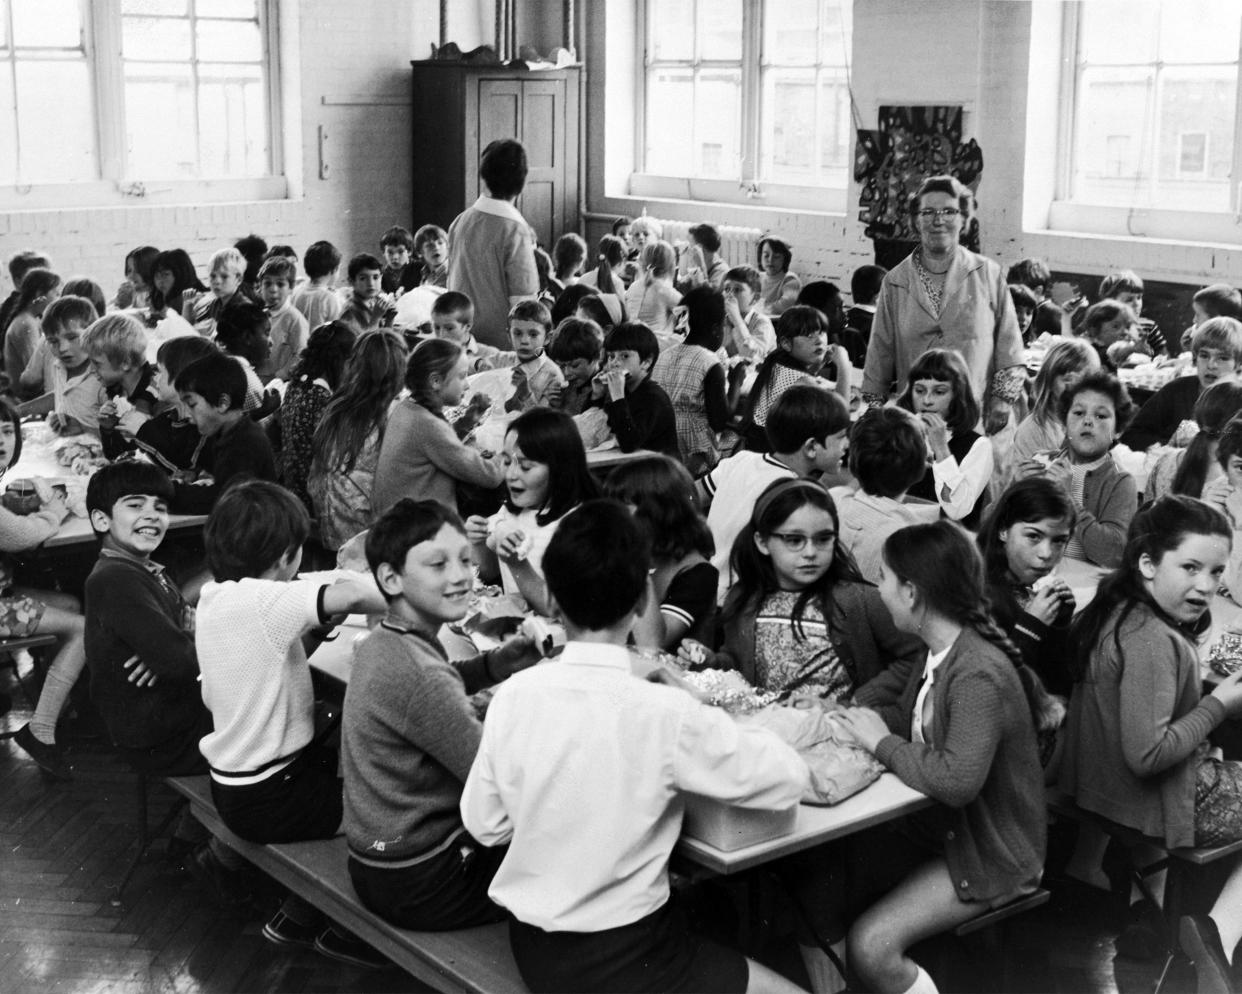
[638,0,853,210]
[0,0,281,205]
[1063,0,1240,215]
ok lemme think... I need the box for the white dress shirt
[930,434,994,521]
[460,641,807,932]
[911,643,953,744]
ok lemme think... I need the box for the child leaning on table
[84,311,159,422]
[342,498,539,931]
[460,499,808,994]
[195,479,390,964]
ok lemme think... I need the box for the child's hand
[984,399,1012,436]
[724,291,743,325]
[589,374,607,401]
[602,368,627,402]
[123,654,160,688]
[827,706,889,753]
[830,344,851,379]
[1203,476,1234,513]
[918,412,951,461]
[645,665,708,701]
[171,468,198,485]
[464,514,491,546]
[98,400,118,420]
[676,638,715,669]
[1028,578,1073,625]
[487,636,540,680]
[1210,667,1242,713]
[1043,456,1073,496]
[496,528,532,561]
[545,382,564,409]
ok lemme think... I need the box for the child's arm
[1119,383,1178,451]
[424,417,504,489]
[465,514,502,584]
[929,434,993,521]
[18,340,47,396]
[89,570,197,684]
[602,374,657,453]
[320,575,387,618]
[1076,470,1138,568]
[828,344,852,407]
[459,710,515,846]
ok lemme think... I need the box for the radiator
[645,217,764,269]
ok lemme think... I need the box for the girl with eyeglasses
[677,477,922,709]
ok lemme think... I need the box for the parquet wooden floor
[0,674,1200,994]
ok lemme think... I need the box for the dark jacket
[1119,374,1200,452]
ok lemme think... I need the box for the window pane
[123,16,192,61]
[765,0,818,65]
[697,0,741,61]
[124,64,197,177]
[819,72,851,172]
[0,70,16,183]
[15,60,96,181]
[1154,65,1235,210]
[1073,67,1153,205]
[646,69,694,173]
[196,0,256,18]
[762,68,817,179]
[694,69,741,177]
[1159,1,1240,64]
[1079,1,1158,64]
[819,1,852,66]
[196,18,261,62]
[12,0,82,48]
[197,63,267,176]
[650,0,693,62]
[122,0,188,14]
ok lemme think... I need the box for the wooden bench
[167,775,528,994]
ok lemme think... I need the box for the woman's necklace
[912,249,950,315]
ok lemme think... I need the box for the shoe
[262,910,320,949]
[187,844,253,908]
[1180,915,1235,994]
[314,925,388,969]
[165,836,198,872]
[12,724,71,780]
[1115,899,1165,961]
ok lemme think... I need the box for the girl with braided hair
[825,520,1054,994]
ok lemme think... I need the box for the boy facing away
[291,240,344,330]
[461,500,807,994]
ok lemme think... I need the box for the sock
[208,836,245,871]
[799,942,847,994]
[29,655,81,745]
[900,965,939,994]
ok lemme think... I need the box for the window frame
[631,0,852,214]
[1053,1,1242,244]
[0,0,287,210]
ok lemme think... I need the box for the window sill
[628,173,848,215]
[1046,200,1242,247]
[0,176,289,211]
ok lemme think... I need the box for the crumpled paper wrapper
[1208,632,1242,677]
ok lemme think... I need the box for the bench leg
[112,773,188,904]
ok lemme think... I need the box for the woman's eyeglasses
[916,208,962,221]
[768,531,836,552]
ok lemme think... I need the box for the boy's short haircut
[303,240,341,279]
[265,244,297,261]
[156,334,218,380]
[848,407,929,499]
[204,479,310,583]
[548,318,604,363]
[431,290,474,323]
[723,264,762,297]
[86,460,175,519]
[365,498,465,600]
[1099,269,1144,298]
[8,250,52,285]
[414,224,448,253]
[348,253,384,281]
[850,264,887,305]
[1191,316,1242,363]
[543,499,650,630]
[611,216,632,236]
[1217,415,1242,470]
[764,383,850,453]
[208,247,246,278]
[215,301,269,352]
[380,225,415,252]
[61,278,106,318]
[688,223,721,254]
[257,255,298,285]
[1006,258,1051,293]
[553,233,588,273]
[604,321,659,367]
[42,295,98,335]
[509,298,552,332]
[174,353,247,410]
[479,139,528,199]
[82,313,148,368]
[1008,283,1039,312]
[1194,284,1242,321]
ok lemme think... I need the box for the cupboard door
[519,79,564,249]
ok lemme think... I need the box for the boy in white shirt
[291,240,344,330]
[461,499,807,994]
[257,255,309,381]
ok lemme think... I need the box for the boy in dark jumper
[591,321,679,457]
[172,353,276,514]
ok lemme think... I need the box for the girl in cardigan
[372,338,503,515]
[604,455,718,651]
[1060,497,1242,993]
[308,330,408,551]
[680,478,921,706]
[977,478,1077,699]
[896,347,992,528]
[1145,380,1242,503]
[828,521,1053,994]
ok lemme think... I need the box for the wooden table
[584,447,655,473]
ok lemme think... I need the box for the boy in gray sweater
[341,497,537,930]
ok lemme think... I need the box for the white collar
[560,641,632,671]
[852,303,877,314]
[470,196,527,226]
[922,641,954,682]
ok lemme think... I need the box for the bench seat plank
[168,775,526,994]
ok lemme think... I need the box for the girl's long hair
[288,321,357,392]
[1171,380,1242,498]
[312,330,407,473]
[883,520,1062,730]
[14,268,60,316]
[406,337,461,415]
[744,305,829,428]
[0,396,24,475]
[976,479,1077,629]
[593,235,626,297]
[1070,496,1231,683]
[604,455,713,561]
[725,479,863,638]
[503,407,600,526]
[895,347,980,435]
[151,248,206,299]
[1029,338,1099,429]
